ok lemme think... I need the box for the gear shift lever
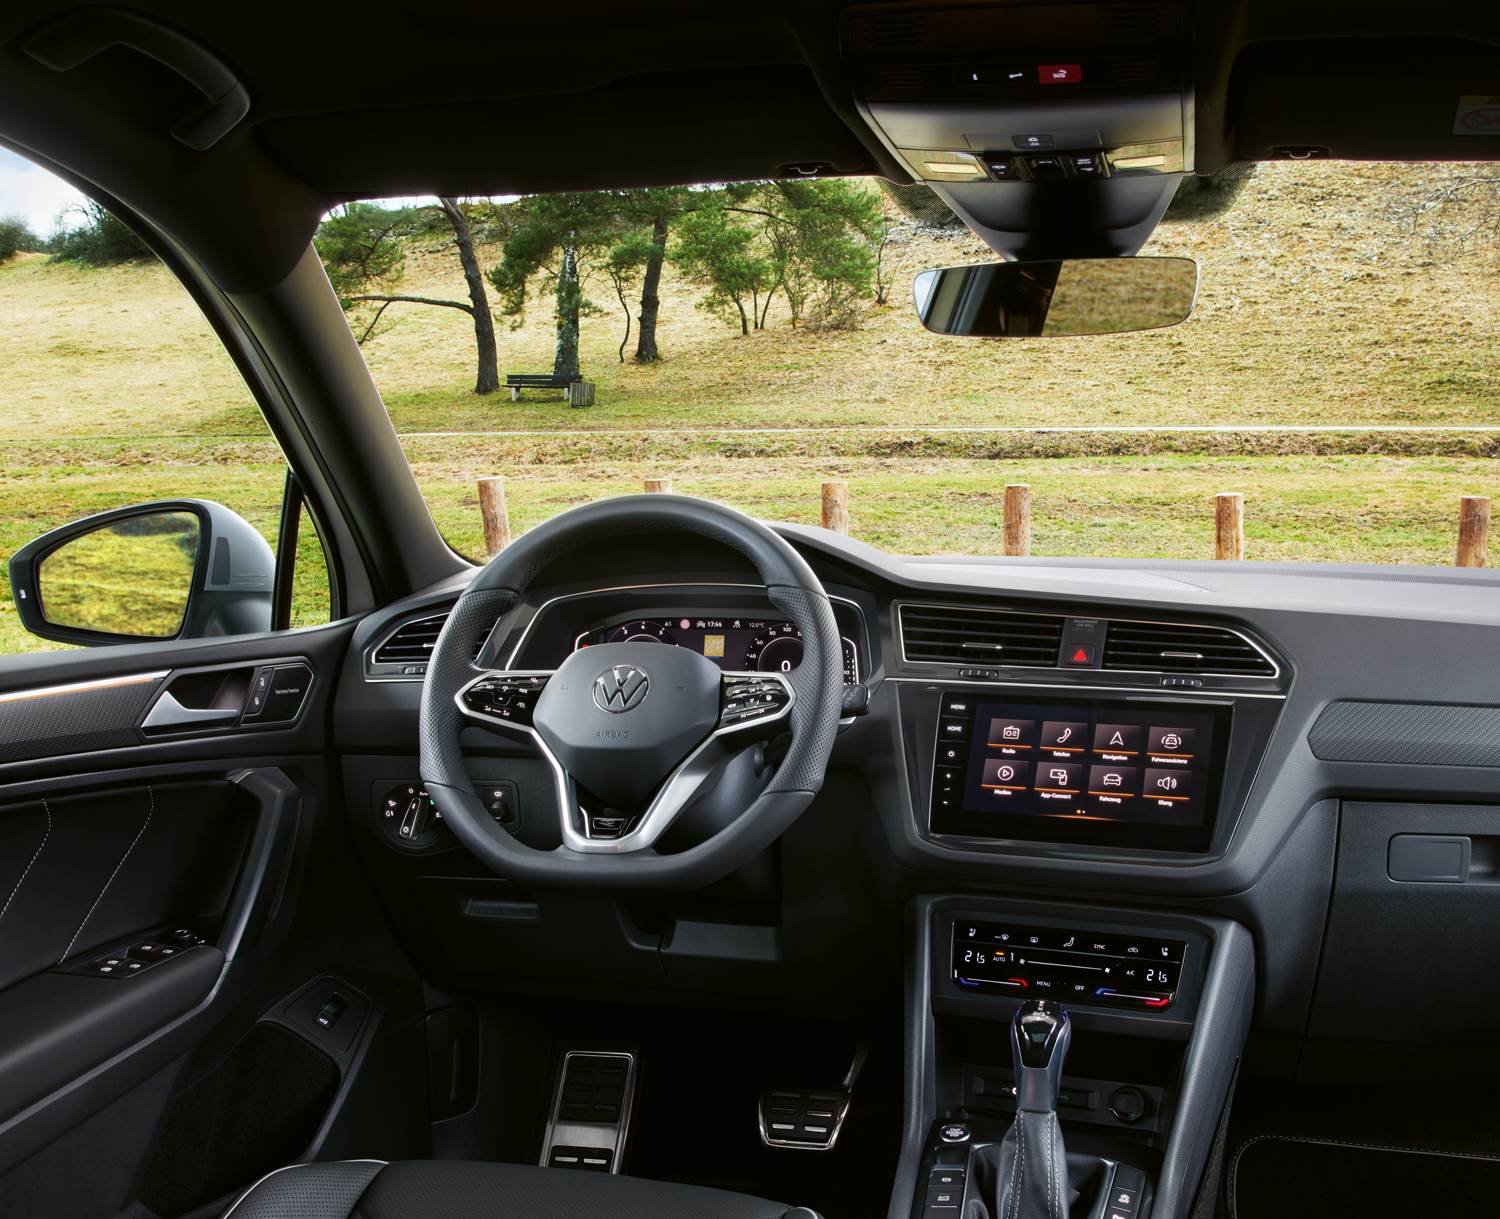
[1012,999,1071,1114]
[993,1000,1074,1219]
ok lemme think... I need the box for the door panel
[0,782,249,994]
[0,764,306,1178]
[0,619,426,1212]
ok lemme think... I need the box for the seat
[224,1159,821,1219]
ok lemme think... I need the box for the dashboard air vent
[373,610,493,665]
[1102,622,1274,677]
[901,605,1065,667]
[373,613,446,665]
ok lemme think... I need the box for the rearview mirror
[912,257,1199,338]
[8,500,274,646]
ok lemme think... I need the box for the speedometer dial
[744,622,804,674]
[605,619,675,645]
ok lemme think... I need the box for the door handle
[141,690,241,731]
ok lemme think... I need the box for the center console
[892,896,1253,1219]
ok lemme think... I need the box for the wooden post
[477,476,510,557]
[1456,495,1491,568]
[1215,492,1244,560]
[821,480,849,534]
[1003,484,1031,556]
[644,477,672,494]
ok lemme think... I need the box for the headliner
[0,0,1495,291]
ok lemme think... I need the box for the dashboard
[344,522,1500,1046]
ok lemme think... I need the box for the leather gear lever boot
[993,1000,1073,1219]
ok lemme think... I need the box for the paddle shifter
[996,1000,1074,1218]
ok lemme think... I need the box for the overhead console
[842,1,1191,257]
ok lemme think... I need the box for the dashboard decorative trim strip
[885,676,1286,701]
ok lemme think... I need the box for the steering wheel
[419,495,843,890]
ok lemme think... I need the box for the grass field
[0,161,1496,655]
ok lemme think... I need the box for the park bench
[505,372,595,407]
[505,372,572,401]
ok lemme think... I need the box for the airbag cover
[532,642,720,807]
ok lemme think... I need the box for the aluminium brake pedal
[540,1050,637,1174]
[759,1041,869,1152]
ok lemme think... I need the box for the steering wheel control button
[719,674,793,729]
[463,674,549,726]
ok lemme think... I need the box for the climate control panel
[952,918,1186,1010]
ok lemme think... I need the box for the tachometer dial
[744,623,804,674]
[605,619,675,646]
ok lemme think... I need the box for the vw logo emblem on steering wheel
[592,665,650,713]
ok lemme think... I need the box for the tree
[670,201,770,336]
[0,215,44,262]
[671,181,883,334]
[49,200,153,265]
[607,187,701,362]
[759,180,882,328]
[1399,172,1500,266]
[488,192,639,379]
[315,198,500,394]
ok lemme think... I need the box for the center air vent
[1102,621,1275,677]
[900,604,1065,667]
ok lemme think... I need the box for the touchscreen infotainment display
[930,693,1231,850]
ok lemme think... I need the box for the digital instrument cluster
[580,616,859,684]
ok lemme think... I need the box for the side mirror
[8,500,274,647]
[913,257,1199,338]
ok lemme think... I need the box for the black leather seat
[224,1159,821,1219]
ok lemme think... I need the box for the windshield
[330,162,1496,566]
[1,158,1495,603]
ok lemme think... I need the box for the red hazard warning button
[1067,645,1094,666]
